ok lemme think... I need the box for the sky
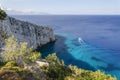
[0,0,120,15]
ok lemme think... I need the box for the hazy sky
[0,0,120,14]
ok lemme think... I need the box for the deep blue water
[13,15,120,79]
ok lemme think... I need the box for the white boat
[78,37,83,43]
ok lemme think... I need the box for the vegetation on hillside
[1,36,41,67]
[0,9,7,20]
[44,53,116,80]
[0,36,117,80]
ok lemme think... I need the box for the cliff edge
[0,17,55,49]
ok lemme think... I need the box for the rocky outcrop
[0,70,22,80]
[24,63,47,80]
[36,61,49,67]
[0,17,55,49]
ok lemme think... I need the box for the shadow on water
[91,56,120,72]
[36,35,95,71]
[98,64,120,72]
[91,56,107,63]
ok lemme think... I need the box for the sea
[12,15,120,80]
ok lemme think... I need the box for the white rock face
[0,17,55,49]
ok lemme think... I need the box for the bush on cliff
[65,65,117,80]
[1,36,41,67]
[44,53,72,80]
[0,9,7,20]
[44,53,117,80]
[5,61,17,67]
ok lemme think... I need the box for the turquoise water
[13,15,120,79]
[37,33,120,79]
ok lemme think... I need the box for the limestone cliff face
[0,17,55,49]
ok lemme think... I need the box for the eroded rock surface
[0,17,55,49]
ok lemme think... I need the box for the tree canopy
[0,9,7,20]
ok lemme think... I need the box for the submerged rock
[0,17,55,49]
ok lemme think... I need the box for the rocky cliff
[0,17,55,49]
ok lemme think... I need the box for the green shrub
[46,65,72,80]
[1,36,41,67]
[1,66,22,73]
[45,53,62,66]
[27,51,41,62]
[45,53,72,80]
[67,65,117,80]
[45,53,117,80]
[5,61,17,67]
[0,9,7,20]
[16,69,30,78]
[0,66,30,79]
